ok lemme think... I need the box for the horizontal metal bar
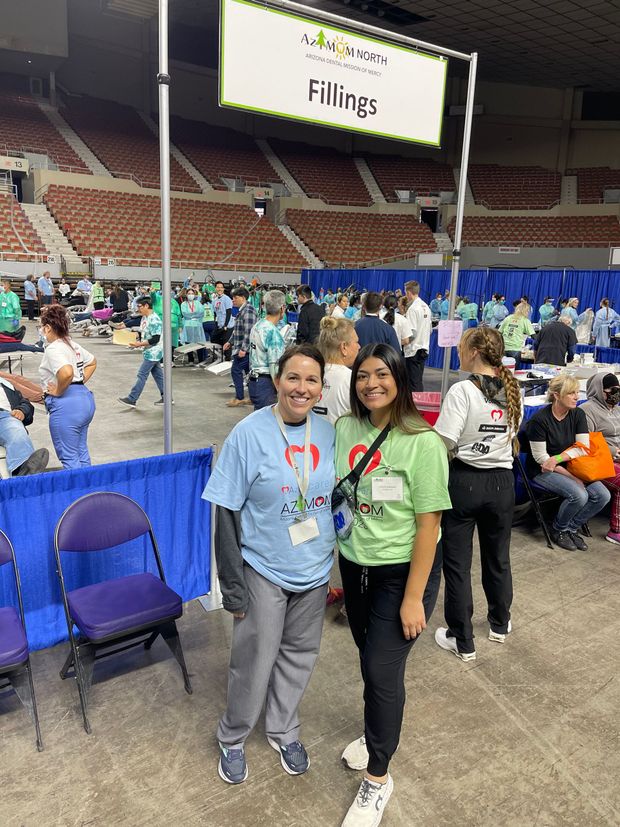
[256,0,473,62]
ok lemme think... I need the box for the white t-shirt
[404,297,432,357]
[58,283,71,297]
[391,312,413,347]
[434,379,517,470]
[331,305,346,319]
[39,338,94,390]
[313,363,351,425]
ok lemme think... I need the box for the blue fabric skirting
[0,448,213,651]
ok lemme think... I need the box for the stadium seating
[0,90,90,174]
[468,165,561,209]
[171,118,282,190]
[363,155,456,202]
[568,167,620,204]
[43,185,306,270]
[61,97,199,192]
[286,209,436,266]
[449,215,620,247]
[0,194,46,259]
[270,140,371,205]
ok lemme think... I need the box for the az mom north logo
[280,492,331,518]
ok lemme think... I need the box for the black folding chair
[0,529,43,751]
[54,491,192,734]
[514,454,555,549]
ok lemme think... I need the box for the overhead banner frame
[214,0,477,398]
[220,0,448,146]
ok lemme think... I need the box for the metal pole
[440,52,478,400]
[158,0,173,453]
[265,0,472,62]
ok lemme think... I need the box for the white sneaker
[341,736,368,770]
[341,774,393,827]
[434,627,476,661]
[488,619,512,644]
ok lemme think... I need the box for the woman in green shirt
[335,343,450,827]
[499,302,534,360]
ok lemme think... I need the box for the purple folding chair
[0,529,43,751]
[54,492,192,734]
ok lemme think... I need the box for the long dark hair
[349,343,430,434]
[383,294,397,327]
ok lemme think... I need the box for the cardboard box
[112,329,139,346]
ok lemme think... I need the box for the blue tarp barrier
[304,269,617,327]
[0,448,213,651]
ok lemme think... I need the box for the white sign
[498,246,521,255]
[220,0,447,146]
[0,155,29,174]
[437,320,463,347]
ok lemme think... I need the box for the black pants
[339,547,442,777]
[26,299,36,320]
[441,461,514,654]
[405,349,428,392]
[211,327,233,360]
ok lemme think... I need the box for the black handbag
[332,425,391,539]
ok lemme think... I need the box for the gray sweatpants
[217,564,328,748]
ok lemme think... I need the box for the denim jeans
[0,410,35,472]
[128,359,164,403]
[231,353,249,399]
[248,375,276,410]
[532,471,610,532]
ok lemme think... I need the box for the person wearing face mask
[118,297,167,409]
[315,316,360,423]
[524,374,610,551]
[592,298,620,349]
[180,289,207,364]
[538,297,557,327]
[581,373,620,544]
[202,344,336,786]
[561,297,592,330]
[490,295,509,328]
[0,281,23,336]
[38,304,96,469]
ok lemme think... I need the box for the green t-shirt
[335,416,451,566]
[500,314,534,352]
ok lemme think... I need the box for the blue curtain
[303,268,614,325]
[0,448,213,651]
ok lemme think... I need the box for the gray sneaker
[267,737,309,775]
[341,774,394,826]
[569,531,588,551]
[218,743,248,784]
[118,397,136,408]
[550,529,577,551]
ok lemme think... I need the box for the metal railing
[89,255,301,273]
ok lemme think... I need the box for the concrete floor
[3,322,620,826]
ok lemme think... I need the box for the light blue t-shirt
[213,293,234,329]
[202,407,336,592]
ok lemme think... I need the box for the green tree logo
[316,29,327,49]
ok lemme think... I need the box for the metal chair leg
[144,631,159,650]
[160,621,193,695]
[10,662,44,751]
[59,649,74,680]
[515,456,554,549]
[582,522,592,538]
[72,642,95,734]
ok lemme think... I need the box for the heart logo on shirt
[348,444,382,475]
[490,409,503,421]
[285,444,320,471]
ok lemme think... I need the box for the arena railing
[475,199,561,210]
[88,256,303,273]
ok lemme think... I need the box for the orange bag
[566,432,615,483]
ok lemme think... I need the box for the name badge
[371,475,404,502]
[288,516,320,546]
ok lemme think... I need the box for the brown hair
[277,343,325,383]
[41,303,70,340]
[460,326,522,450]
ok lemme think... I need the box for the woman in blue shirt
[593,298,620,348]
[203,344,336,786]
